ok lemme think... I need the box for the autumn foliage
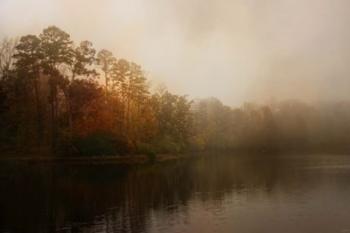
[1,26,350,157]
[0,26,192,156]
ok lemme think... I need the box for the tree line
[1,26,350,156]
[0,26,192,156]
[192,98,350,152]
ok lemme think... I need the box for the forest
[1,26,350,157]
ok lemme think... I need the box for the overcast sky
[1,0,350,106]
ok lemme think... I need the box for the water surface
[1,154,350,233]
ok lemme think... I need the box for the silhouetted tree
[97,49,115,92]
[14,35,43,145]
[39,26,74,151]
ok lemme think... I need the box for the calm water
[1,154,350,233]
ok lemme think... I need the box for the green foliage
[147,151,157,163]
[153,135,184,153]
[73,132,118,157]
[136,143,156,162]
[137,142,154,154]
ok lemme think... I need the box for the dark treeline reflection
[0,155,314,232]
[1,26,350,156]
[2,154,350,233]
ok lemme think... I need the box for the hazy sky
[1,0,350,105]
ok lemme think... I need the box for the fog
[1,0,350,105]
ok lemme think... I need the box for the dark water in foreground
[1,154,350,233]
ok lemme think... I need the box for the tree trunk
[49,81,57,153]
[33,79,42,146]
[65,88,73,154]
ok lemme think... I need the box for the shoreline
[1,150,350,165]
[0,154,187,165]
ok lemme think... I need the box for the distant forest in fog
[1,26,350,157]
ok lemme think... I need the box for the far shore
[1,150,349,165]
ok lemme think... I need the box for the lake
[1,153,350,233]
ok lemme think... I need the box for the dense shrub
[73,132,121,156]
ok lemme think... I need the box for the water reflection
[1,154,350,233]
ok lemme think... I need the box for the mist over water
[2,154,350,233]
[1,0,350,105]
